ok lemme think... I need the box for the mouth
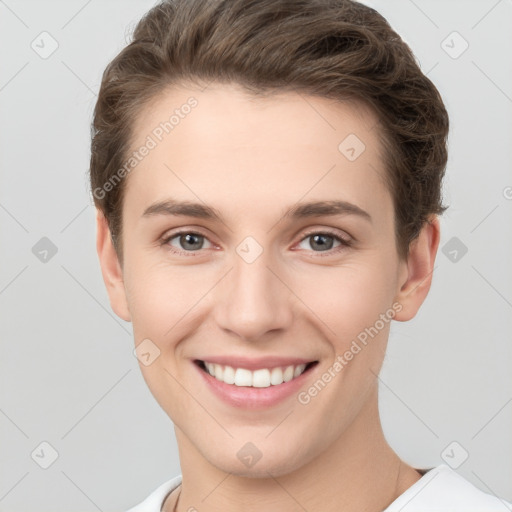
[194,359,319,388]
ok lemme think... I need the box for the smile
[196,360,316,388]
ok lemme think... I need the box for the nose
[213,248,294,341]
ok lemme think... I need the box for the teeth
[283,365,294,382]
[294,364,306,377]
[252,369,270,388]
[234,368,252,386]
[223,365,235,384]
[270,367,283,385]
[203,362,309,388]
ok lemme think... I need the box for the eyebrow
[283,200,372,223]
[142,198,372,223]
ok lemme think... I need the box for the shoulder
[384,464,512,511]
[125,475,182,512]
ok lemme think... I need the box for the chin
[214,457,299,479]
[201,440,315,479]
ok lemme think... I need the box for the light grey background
[1,0,511,510]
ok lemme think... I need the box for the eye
[160,229,351,256]
[296,231,351,253]
[164,231,214,253]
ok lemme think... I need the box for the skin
[96,82,440,511]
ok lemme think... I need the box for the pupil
[181,233,202,250]
[311,234,333,251]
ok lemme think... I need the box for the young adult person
[89,0,512,510]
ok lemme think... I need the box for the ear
[393,215,440,321]
[95,209,131,322]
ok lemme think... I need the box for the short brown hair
[89,0,449,261]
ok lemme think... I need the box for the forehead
[122,82,392,226]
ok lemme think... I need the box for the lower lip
[195,362,316,409]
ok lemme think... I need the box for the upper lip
[195,356,317,371]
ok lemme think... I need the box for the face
[97,82,438,478]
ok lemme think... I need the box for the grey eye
[298,233,341,252]
[169,233,212,251]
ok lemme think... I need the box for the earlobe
[393,216,440,322]
[95,209,132,322]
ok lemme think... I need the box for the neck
[167,385,420,512]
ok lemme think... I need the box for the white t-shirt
[126,464,512,511]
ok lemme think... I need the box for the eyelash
[159,229,353,257]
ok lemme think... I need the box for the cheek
[123,262,210,421]
[124,257,211,340]
[291,258,397,344]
